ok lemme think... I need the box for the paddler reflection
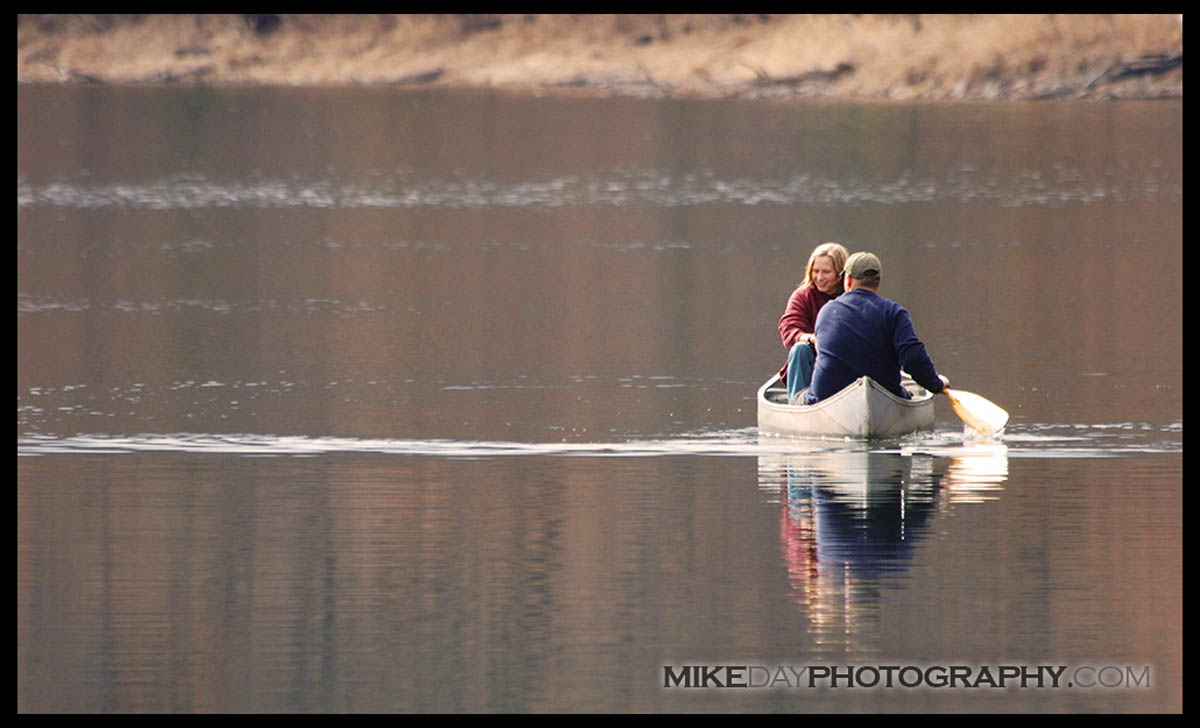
[757,442,1009,645]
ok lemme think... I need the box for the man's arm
[893,309,944,394]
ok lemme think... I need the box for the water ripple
[17,292,385,316]
[16,425,1181,459]
[17,166,1180,211]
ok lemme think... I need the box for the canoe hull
[757,374,935,439]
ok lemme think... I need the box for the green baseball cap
[843,251,882,279]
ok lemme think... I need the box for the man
[805,251,948,404]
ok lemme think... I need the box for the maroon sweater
[777,284,837,378]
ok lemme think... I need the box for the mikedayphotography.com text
[662,664,1152,690]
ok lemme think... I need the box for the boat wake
[16,423,1180,459]
[16,431,770,459]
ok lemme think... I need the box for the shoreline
[17,14,1184,101]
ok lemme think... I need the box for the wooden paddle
[943,387,1009,437]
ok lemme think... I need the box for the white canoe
[757,373,935,439]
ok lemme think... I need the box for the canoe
[757,373,935,439]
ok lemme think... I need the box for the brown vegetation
[16,14,1183,100]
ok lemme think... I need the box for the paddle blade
[945,389,1009,437]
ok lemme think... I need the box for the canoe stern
[758,375,935,439]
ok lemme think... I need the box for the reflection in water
[939,444,1010,503]
[759,443,1009,649]
[901,439,1011,503]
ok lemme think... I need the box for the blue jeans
[786,342,816,404]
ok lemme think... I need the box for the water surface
[18,85,1181,712]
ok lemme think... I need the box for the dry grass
[16,14,1183,99]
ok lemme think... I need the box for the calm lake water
[18,85,1181,713]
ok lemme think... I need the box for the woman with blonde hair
[777,241,849,403]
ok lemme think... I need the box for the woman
[778,241,848,403]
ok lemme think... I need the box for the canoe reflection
[757,443,1009,644]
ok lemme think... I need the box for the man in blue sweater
[804,251,949,404]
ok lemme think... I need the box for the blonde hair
[800,242,849,291]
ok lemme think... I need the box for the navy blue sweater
[805,288,944,404]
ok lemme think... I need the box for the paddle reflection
[757,442,1009,647]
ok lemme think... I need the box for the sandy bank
[17,14,1184,101]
